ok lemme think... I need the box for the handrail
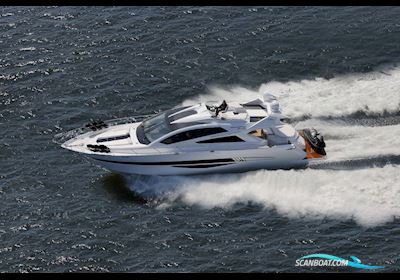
[53,114,155,145]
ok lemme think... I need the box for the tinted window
[161,127,227,144]
[167,106,191,118]
[197,136,244,143]
[168,110,197,122]
[250,116,264,122]
[142,113,171,143]
[136,124,150,144]
[170,122,202,131]
[137,106,191,144]
[242,104,266,109]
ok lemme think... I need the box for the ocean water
[1,6,400,272]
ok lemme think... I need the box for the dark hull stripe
[94,158,235,166]
[172,163,233,168]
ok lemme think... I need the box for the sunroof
[168,109,197,122]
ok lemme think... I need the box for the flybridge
[170,93,287,126]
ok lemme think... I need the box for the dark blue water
[1,6,400,272]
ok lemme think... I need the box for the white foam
[19,47,36,51]
[129,165,400,227]
[183,66,400,118]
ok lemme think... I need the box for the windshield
[142,112,171,143]
[136,106,198,144]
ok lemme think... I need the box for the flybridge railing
[53,114,155,145]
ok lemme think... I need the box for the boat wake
[125,164,400,227]
[125,66,400,227]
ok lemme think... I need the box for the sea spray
[128,165,400,227]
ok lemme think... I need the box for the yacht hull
[85,146,309,175]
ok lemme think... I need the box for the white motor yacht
[57,93,326,175]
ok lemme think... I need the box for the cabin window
[197,136,245,143]
[250,116,264,122]
[161,127,227,144]
[241,104,266,109]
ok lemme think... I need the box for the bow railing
[53,114,154,145]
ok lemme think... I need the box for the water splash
[127,165,400,227]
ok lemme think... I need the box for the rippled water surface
[1,6,400,272]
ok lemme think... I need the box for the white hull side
[85,145,308,175]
